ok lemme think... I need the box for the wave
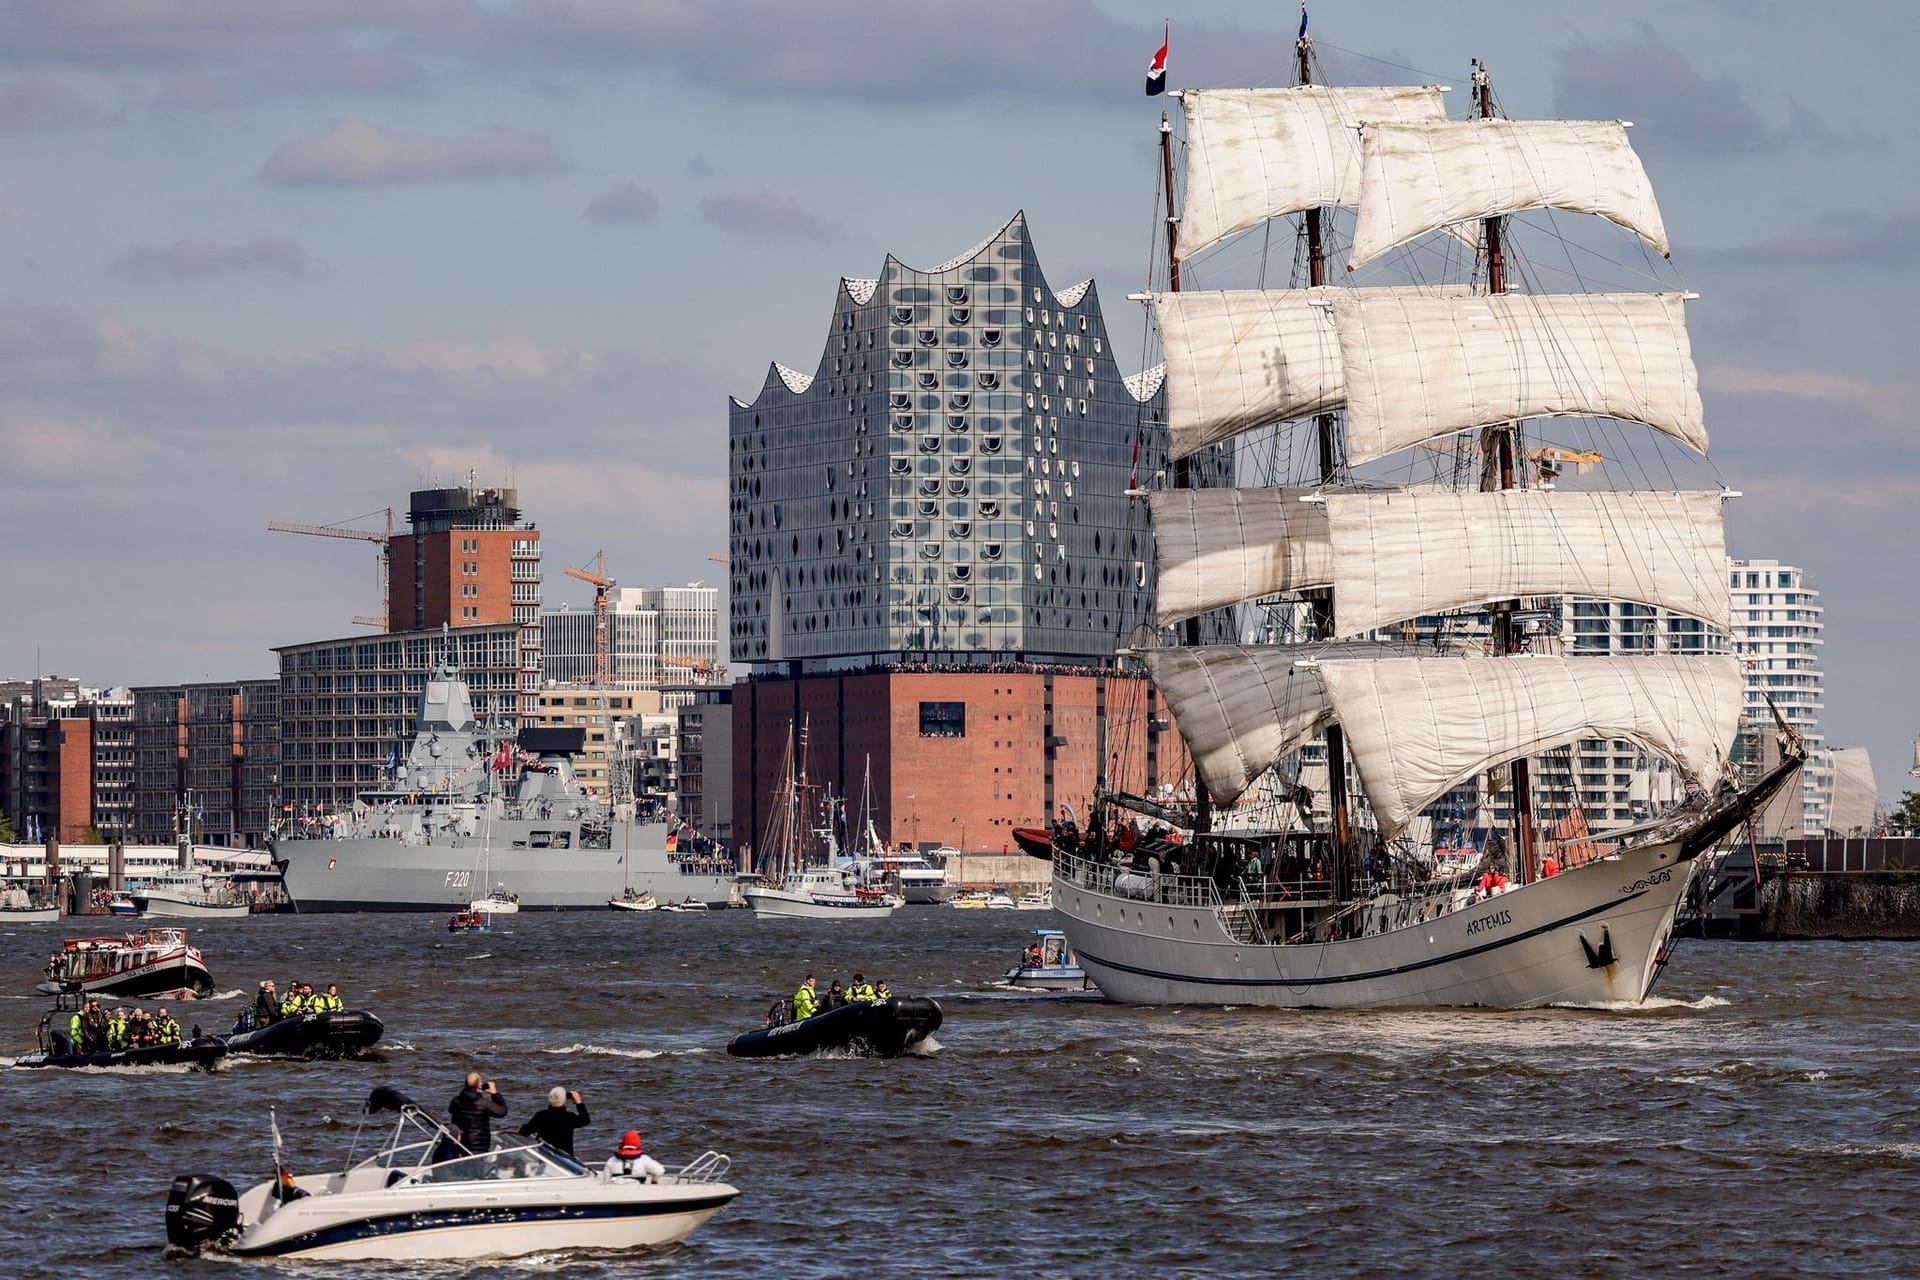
[539,1042,709,1059]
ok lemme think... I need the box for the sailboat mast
[1296,11,1356,902]
[1474,58,1536,883]
[1160,107,1211,835]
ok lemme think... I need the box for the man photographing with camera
[518,1085,592,1158]
[449,1070,509,1154]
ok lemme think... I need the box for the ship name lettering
[1465,909,1512,936]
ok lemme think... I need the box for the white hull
[134,890,250,919]
[901,879,955,905]
[743,885,899,921]
[470,899,519,915]
[1,905,61,923]
[1053,837,1697,1009]
[254,1202,730,1261]
[608,895,658,912]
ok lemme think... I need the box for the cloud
[1552,34,1824,159]
[1691,213,1920,272]
[154,45,431,111]
[259,119,557,187]
[699,188,843,244]
[685,154,720,179]
[0,73,102,130]
[110,236,313,281]
[586,182,660,226]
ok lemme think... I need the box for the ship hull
[1053,837,1696,1009]
[134,891,250,919]
[742,886,899,921]
[275,826,736,912]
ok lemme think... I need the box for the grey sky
[0,1,1912,801]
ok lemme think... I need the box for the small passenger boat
[1004,928,1095,992]
[224,1007,386,1059]
[608,889,659,912]
[37,927,214,997]
[725,995,943,1059]
[445,910,491,933]
[659,896,709,913]
[164,1085,739,1260]
[16,991,226,1070]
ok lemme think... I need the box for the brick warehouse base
[731,667,1192,862]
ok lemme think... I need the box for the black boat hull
[18,1039,227,1071]
[224,1010,385,1058]
[726,996,942,1059]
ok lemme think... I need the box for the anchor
[1579,925,1617,969]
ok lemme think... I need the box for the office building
[388,485,543,717]
[130,680,280,846]
[542,584,720,691]
[0,678,134,844]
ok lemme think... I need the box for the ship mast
[1474,58,1537,884]
[1159,107,1211,835]
[1297,14,1356,904]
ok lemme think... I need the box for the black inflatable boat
[726,996,943,1059]
[17,1036,228,1071]
[223,1008,385,1058]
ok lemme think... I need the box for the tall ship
[1050,20,1803,1008]
[273,662,736,911]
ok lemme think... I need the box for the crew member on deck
[850,973,876,1003]
[792,974,819,1020]
[874,979,893,1001]
[315,984,346,1012]
[252,980,279,1024]
[519,1087,590,1157]
[824,979,848,1011]
[154,1007,182,1047]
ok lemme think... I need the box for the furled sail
[1150,487,1332,626]
[1346,118,1669,270]
[1178,85,1449,262]
[1155,285,1477,461]
[1322,489,1732,636]
[1334,291,1706,465]
[1317,655,1744,838]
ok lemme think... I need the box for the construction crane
[659,654,717,674]
[564,551,615,687]
[268,508,393,629]
[1530,447,1603,482]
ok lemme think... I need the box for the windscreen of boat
[409,1134,589,1184]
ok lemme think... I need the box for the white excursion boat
[1052,27,1804,1010]
[742,865,900,921]
[39,926,216,997]
[133,870,251,919]
[164,1085,738,1261]
[2,882,60,923]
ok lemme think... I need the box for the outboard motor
[164,1174,240,1250]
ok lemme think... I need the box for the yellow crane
[564,551,615,687]
[268,508,394,628]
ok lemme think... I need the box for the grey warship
[273,662,738,911]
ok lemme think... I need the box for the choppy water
[1,910,1914,1278]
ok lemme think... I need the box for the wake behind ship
[273,662,736,911]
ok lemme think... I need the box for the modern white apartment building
[1726,558,1829,834]
[541,584,720,692]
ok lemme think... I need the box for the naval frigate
[272,662,737,911]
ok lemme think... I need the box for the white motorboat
[1014,889,1052,911]
[1,882,59,923]
[742,866,900,921]
[469,885,520,915]
[660,896,710,913]
[608,890,658,912]
[951,889,1015,910]
[165,1085,738,1261]
[133,870,251,919]
[1004,928,1095,992]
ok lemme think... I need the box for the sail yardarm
[1335,291,1707,467]
[1317,655,1744,840]
[1346,118,1669,271]
[1323,490,1731,638]
[1178,85,1450,262]
[1149,487,1335,627]
[1143,645,1339,808]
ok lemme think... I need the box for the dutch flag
[1145,24,1168,96]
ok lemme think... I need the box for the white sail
[1826,747,1879,836]
[1323,489,1731,636]
[1151,487,1333,626]
[1347,118,1669,270]
[1317,655,1743,839]
[1178,85,1449,262]
[1334,291,1707,465]
[1156,285,1477,461]
[1143,644,1339,808]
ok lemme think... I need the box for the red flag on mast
[1145,24,1168,96]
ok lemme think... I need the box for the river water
[1,910,1913,1278]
